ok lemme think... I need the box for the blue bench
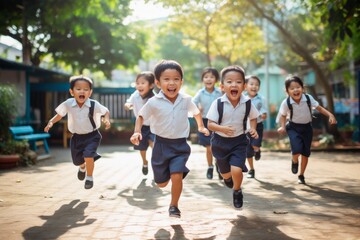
[9,126,50,154]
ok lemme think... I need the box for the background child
[207,66,259,209]
[44,75,110,189]
[277,75,337,184]
[125,71,155,175]
[130,60,209,218]
[244,75,268,178]
[192,67,223,180]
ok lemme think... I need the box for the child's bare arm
[130,116,144,145]
[208,120,235,137]
[102,111,111,129]
[194,113,210,136]
[248,118,258,139]
[277,114,287,134]
[316,106,337,124]
[44,114,63,132]
[124,102,133,111]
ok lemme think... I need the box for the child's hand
[199,127,210,136]
[277,126,286,134]
[329,115,337,125]
[102,119,111,129]
[248,128,258,139]
[223,125,236,137]
[124,103,133,111]
[44,121,53,133]
[130,132,142,145]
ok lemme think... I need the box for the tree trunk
[22,0,31,65]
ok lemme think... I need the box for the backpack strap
[286,96,293,121]
[217,98,223,125]
[243,100,251,132]
[88,100,96,131]
[287,95,312,122]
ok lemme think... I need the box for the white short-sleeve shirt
[192,87,223,118]
[55,98,109,134]
[244,92,267,123]
[139,91,200,139]
[126,90,151,125]
[206,94,259,137]
[278,93,319,124]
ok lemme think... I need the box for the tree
[0,0,145,77]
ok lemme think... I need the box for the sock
[208,165,214,169]
[79,167,86,172]
[143,165,148,168]
[86,176,93,181]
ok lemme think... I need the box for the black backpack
[217,98,251,132]
[286,94,312,121]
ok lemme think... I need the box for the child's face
[202,72,217,91]
[287,81,303,103]
[136,76,153,98]
[246,77,260,97]
[220,71,245,105]
[69,80,93,107]
[156,69,183,103]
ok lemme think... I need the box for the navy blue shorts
[211,133,248,173]
[286,122,313,157]
[70,130,102,166]
[197,118,212,147]
[134,125,154,151]
[151,136,190,184]
[246,122,264,158]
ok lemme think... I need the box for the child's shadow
[22,199,96,240]
[154,225,190,240]
[118,178,166,209]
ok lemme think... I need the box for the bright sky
[127,0,171,21]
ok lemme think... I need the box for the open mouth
[79,95,85,100]
[230,90,238,97]
[168,88,176,94]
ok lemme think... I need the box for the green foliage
[0,84,19,141]
[0,0,145,78]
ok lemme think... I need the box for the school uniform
[192,87,223,146]
[206,94,259,173]
[244,93,267,158]
[139,90,200,184]
[278,94,319,157]
[55,98,109,166]
[126,90,154,150]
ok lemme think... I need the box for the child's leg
[231,166,243,191]
[140,150,148,166]
[292,153,300,163]
[170,172,183,207]
[247,157,254,170]
[300,155,308,175]
[84,157,94,177]
[206,145,213,166]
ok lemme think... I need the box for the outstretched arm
[130,116,144,145]
[316,106,337,124]
[248,118,258,139]
[193,113,210,136]
[102,111,111,129]
[44,114,63,132]
[277,114,287,134]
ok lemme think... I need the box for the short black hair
[69,75,93,89]
[220,66,245,83]
[201,67,219,82]
[136,71,155,85]
[285,75,304,92]
[245,75,261,85]
[154,60,183,80]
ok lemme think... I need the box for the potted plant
[0,84,36,168]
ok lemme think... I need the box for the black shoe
[169,206,181,218]
[84,180,93,189]
[254,150,261,161]
[233,189,243,209]
[247,169,255,178]
[291,160,298,174]
[298,175,306,184]
[216,164,223,179]
[142,166,148,175]
[77,169,86,180]
[206,167,214,179]
[223,177,233,189]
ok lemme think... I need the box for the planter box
[0,154,20,169]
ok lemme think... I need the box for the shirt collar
[71,98,91,108]
[289,94,306,104]
[220,93,249,105]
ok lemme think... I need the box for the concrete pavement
[0,144,359,240]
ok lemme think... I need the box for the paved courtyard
[0,144,359,239]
